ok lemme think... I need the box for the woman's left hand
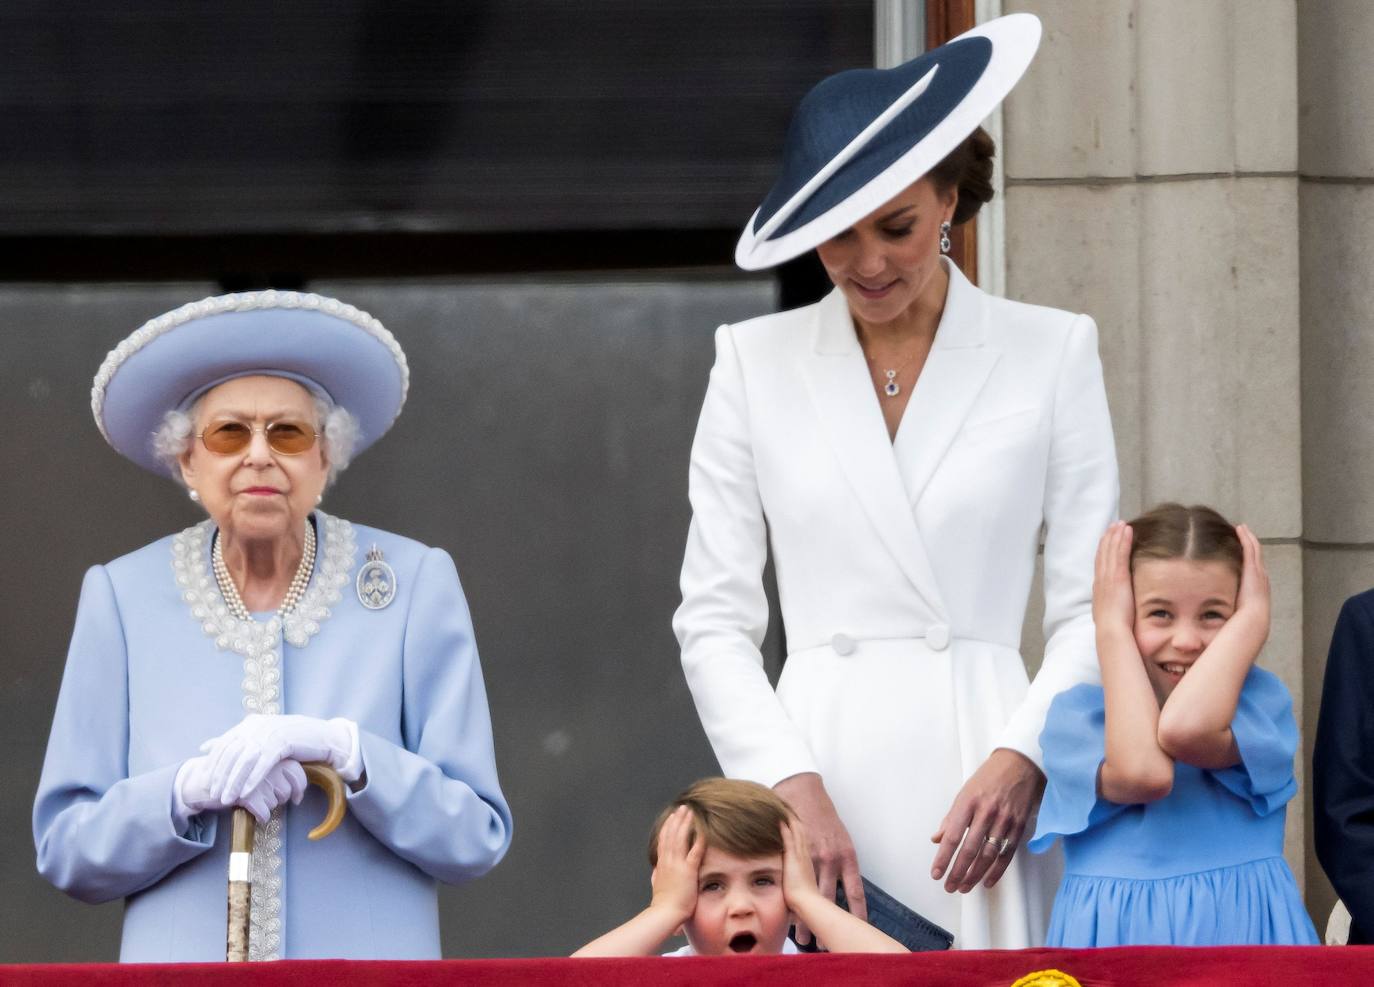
[201,714,355,805]
[929,748,1045,893]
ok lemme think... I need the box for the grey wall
[0,273,782,960]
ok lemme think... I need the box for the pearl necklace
[212,521,317,622]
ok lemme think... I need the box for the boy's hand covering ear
[781,818,822,910]
[649,805,704,925]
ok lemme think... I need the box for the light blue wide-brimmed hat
[735,13,1041,270]
[92,290,409,474]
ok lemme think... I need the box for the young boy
[573,778,908,957]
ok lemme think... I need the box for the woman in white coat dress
[674,15,1117,948]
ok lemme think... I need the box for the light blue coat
[33,512,513,961]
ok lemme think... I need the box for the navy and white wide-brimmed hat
[92,290,410,474]
[736,13,1041,270]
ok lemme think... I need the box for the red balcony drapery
[5,945,1373,986]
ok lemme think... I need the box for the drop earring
[939,221,952,254]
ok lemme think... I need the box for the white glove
[200,714,360,805]
[173,755,308,829]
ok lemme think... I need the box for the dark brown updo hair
[1127,503,1243,580]
[926,125,996,226]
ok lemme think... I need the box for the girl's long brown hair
[1128,503,1242,577]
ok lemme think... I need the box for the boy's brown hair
[1128,502,1242,578]
[647,778,792,867]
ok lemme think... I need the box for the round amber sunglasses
[197,420,318,456]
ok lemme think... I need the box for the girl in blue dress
[1029,504,1317,946]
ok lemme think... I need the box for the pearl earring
[188,489,200,502]
[939,221,952,254]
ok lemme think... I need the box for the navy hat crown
[735,13,1041,270]
[755,36,992,241]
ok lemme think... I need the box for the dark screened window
[2,1,873,238]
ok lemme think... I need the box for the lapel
[799,287,947,617]
[892,259,1002,505]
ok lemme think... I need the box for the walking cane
[226,761,347,962]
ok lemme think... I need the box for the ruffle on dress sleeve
[1211,667,1299,817]
[1030,684,1128,853]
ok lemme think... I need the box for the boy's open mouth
[728,932,757,953]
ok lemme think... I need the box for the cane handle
[303,761,347,840]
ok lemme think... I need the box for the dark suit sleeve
[1314,592,1374,942]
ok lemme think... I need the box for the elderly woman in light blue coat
[33,292,512,962]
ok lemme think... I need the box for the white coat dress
[674,257,1118,948]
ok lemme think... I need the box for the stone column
[1002,0,1306,894]
[1298,0,1374,935]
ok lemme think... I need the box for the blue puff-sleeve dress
[1028,668,1317,946]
